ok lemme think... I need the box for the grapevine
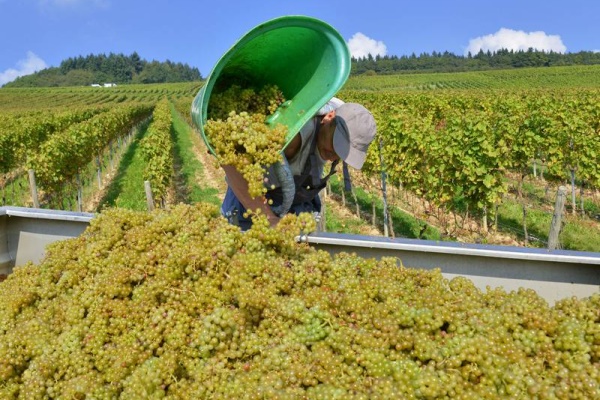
[0,107,106,174]
[29,104,153,197]
[342,89,600,231]
[139,98,174,206]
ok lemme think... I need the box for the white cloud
[0,52,48,86]
[347,33,387,59]
[465,28,567,55]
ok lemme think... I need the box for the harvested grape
[204,85,287,197]
[0,204,598,399]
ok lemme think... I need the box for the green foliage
[351,49,600,75]
[29,104,153,197]
[0,82,202,113]
[3,52,202,88]
[344,65,600,90]
[0,107,106,173]
[343,89,600,219]
[139,99,174,206]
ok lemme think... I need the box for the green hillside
[2,52,201,88]
[343,65,600,91]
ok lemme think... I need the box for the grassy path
[96,123,149,211]
[170,105,221,206]
[97,103,222,211]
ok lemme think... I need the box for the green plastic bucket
[191,15,351,155]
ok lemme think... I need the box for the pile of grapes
[204,84,288,197]
[0,204,598,399]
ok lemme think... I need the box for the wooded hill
[6,48,600,87]
[4,52,201,88]
[352,49,600,75]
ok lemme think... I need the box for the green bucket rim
[192,15,351,156]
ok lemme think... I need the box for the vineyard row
[342,89,600,219]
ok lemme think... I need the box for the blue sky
[1,0,599,86]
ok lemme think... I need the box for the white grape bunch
[204,84,288,198]
[0,205,598,399]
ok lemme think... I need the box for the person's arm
[284,133,301,160]
[221,125,307,227]
[222,164,280,227]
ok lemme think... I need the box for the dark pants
[221,186,321,230]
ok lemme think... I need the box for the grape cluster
[204,85,287,197]
[207,84,286,122]
[0,204,598,399]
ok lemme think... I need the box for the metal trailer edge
[298,232,600,304]
[1,206,598,304]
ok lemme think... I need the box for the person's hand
[267,214,280,228]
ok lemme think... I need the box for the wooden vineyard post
[145,181,155,211]
[379,138,392,238]
[493,203,499,232]
[96,156,102,189]
[342,162,358,216]
[523,205,529,245]
[548,186,567,250]
[317,190,326,232]
[570,169,576,215]
[352,191,360,218]
[28,169,40,208]
[580,184,585,218]
[482,206,489,234]
[372,201,376,227]
[76,174,83,212]
[109,142,115,171]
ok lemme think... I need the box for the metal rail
[299,232,600,303]
[1,206,598,303]
[0,207,93,274]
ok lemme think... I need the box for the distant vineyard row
[0,83,201,207]
[1,80,599,223]
[344,65,600,91]
[341,88,599,224]
[0,82,201,112]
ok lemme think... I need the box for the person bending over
[221,100,376,230]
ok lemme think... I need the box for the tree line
[4,52,202,87]
[352,49,600,75]
[6,48,600,86]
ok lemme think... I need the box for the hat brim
[333,121,366,170]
